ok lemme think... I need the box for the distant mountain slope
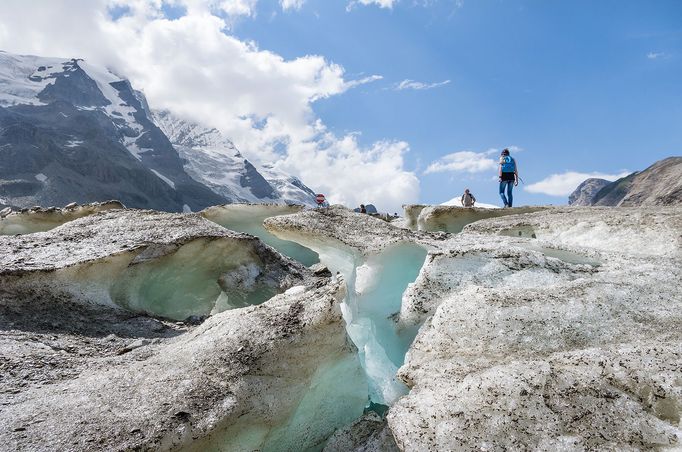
[568,157,682,207]
[0,51,225,211]
[0,51,316,211]
[568,178,611,206]
[153,110,316,206]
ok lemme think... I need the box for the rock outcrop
[570,157,682,207]
[568,177,610,206]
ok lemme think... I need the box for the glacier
[0,203,680,451]
[0,201,123,235]
[201,203,320,266]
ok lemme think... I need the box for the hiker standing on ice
[461,189,476,207]
[498,148,518,207]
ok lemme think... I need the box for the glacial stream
[203,209,429,450]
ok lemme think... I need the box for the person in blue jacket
[498,148,518,207]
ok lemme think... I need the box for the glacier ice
[464,206,682,257]
[264,207,428,406]
[0,267,368,451]
[2,203,681,450]
[403,204,548,233]
[1,210,307,321]
[202,204,320,266]
[0,201,123,235]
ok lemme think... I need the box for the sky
[0,0,681,212]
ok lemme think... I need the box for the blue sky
[232,0,681,206]
[2,0,681,210]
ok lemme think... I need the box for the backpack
[500,156,516,173]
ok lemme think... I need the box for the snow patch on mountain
[153,110,317,206]
[0,51,67,106]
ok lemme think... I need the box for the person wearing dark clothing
[360,204,367,214]
[498,148,518,207]
[461,189,476,207]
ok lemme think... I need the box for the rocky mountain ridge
[569,156,682,206]
[0,51,316,211]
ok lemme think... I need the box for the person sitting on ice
[360,204,367,214]
[460,189,476,207]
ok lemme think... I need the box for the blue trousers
[499,180,514,207]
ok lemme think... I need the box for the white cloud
[342,75,384,91]
[393,79,450,90]
[280,0,305,10]
[525,171,630,197]
[347,0,397,11]
[0,0,416,213]
[425,150,498,174]
[647,51,665,60]
[217,0,258,17]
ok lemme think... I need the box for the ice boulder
[387,207,682,450]
[0,209,309,320]
[0,275,368,451]
[403,204,548,233]
[0,200,124,235]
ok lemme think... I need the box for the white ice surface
[441,197,499,209]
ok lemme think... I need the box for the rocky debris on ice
[388,206,682,450]
[324,412,399,452]
[2,201,681,450]
[464,206,682,257]
[264,204,420,255]
[0,274,365,450]
[0,200,124,235]
[265,204,682,449]
[403,204,548,233]
[397,235,598,329]
[0,209,310,321]
[568,178,611,206]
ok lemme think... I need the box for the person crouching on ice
[461,189,476,207]
[498,148,518,207]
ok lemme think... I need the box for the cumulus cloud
[0,0,414,212]
[424,150,498,174]
[525,171,630,197]
[393,79,450,90]
[217,0,259,17]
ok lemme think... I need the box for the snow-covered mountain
[153,110,316,206]
[0,51,315,210]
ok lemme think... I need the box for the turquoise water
[108,239,279,321]
[202,208,320,266]
[344,243,428,405]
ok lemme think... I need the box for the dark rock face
[240,159,276,199]
[568,178,611,206]
[0,53,225,211]
[570,157,682,207]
